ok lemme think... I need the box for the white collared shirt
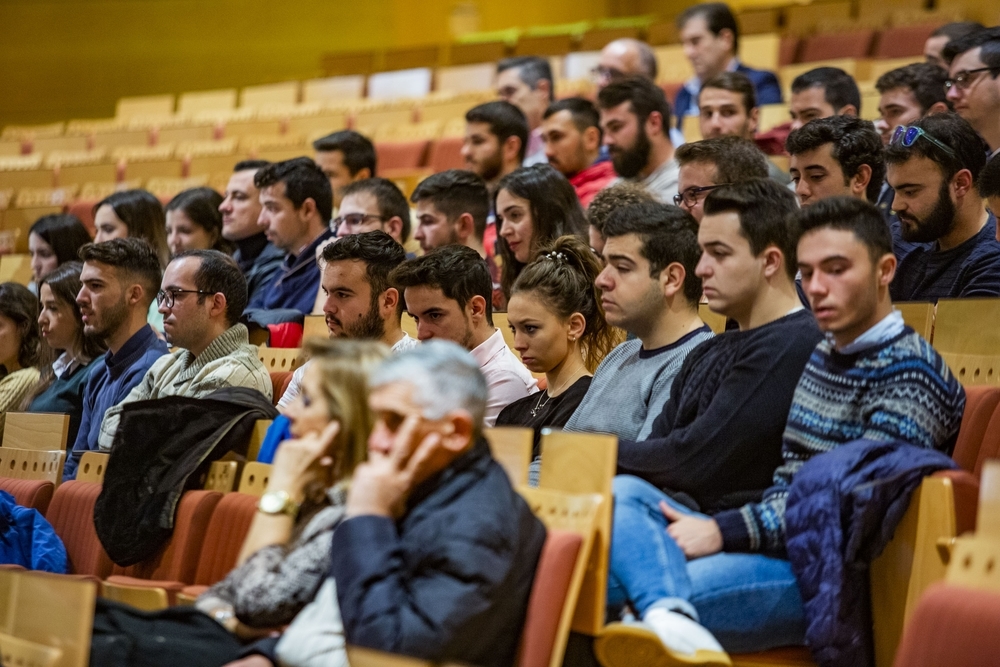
[470,328,538,427]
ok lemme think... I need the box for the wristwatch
[257,490,300,518]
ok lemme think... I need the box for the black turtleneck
[233,233,270,274]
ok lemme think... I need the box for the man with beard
[277,231,417,410]
[541,97,617,207]
[887,113,1000,301]
[390,245,537,426]
[597,76,679,203]
[410,170,489,256]
[62,238,169,480]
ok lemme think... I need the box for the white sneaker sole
[594,623,733,667]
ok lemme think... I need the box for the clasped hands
[660,501,723,559]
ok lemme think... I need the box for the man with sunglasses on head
[96,249,272,452]
[887,113,1000,302]
[943,27,1000,158]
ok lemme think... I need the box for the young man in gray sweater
[564,201,713,441]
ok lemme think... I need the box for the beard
[84,297,129,342]
[610,130,652,179]
[899,182,956,244]
[476,152,504,183]
[328,299,385,341]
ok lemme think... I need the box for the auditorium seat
[302,75,366,104]
[873,24,938,59]
[239,81,300,109]
[367,68,433,101]
[376,140,431,171]
[0,478,54,515]
[270,371,293,407]
[893,583,1000,667]
[45,481,114,578]
[800,29,877,63]
[427,137,465,172]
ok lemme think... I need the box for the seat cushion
[45,481,113,578]
[517,529,582,667]
[193,492,260,586]
[0,478,54,515]
[893,583,1000,666]
[951,386,1000,473]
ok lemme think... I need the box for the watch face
[260,492,285,513]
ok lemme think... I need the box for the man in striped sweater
[596,197,965,667]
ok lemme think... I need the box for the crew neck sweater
[618,309,823,513]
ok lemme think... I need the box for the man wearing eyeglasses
[943,27,1000,158]
[96,249,272,452]
[674,136,769,222]
[334,177,410,246]
[595,39,659,91]
[886,113,1000,302]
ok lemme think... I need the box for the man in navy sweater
[245,157,334,317]
[63,239,169,480]
[673,3,782,140]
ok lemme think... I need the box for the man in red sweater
[541,97,617,208]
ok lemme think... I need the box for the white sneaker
[594,609,732,667]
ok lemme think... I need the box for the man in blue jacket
[246,157,334,317]
[673,3,782,140]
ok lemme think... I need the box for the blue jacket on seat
[0,490,67,573]
[674,63,783,128]
[785,439,957,667]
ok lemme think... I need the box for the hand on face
[267,421,341,504]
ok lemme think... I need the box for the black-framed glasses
[156,288,213,309]
[673,184,728,207]
[890,125,958,158]
[944,67,998,91]
[331,213,385,232]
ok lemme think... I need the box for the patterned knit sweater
[714,327,965,554]
[97,324,272,450]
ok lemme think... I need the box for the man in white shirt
[277,231,417,410]
[390,245,537,426]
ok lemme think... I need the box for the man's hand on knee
[660,501,723,559]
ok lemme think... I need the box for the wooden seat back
[0,630,63,667]
[238,461,272,497]
[895,302,935,342]
[537,429,616,636]
[484,427,533,487]
[203,460,239,493]
[698,303,727,334]
[76,451,108,484]
[934,299,1000,385]
[0,448,65,485]
[1,413,69,451]
[257,347,305,373]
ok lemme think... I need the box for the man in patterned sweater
[596,196,965,667]
[97,249,272,450]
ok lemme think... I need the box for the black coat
[94,387,277,566]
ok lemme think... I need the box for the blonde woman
[196,338,389,638]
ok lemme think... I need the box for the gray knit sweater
[98,324,272,450]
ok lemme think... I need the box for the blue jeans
[607,475,806,653]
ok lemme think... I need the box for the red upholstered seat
[873,25,938,59]
[780,37,801,66]
[893,583,1000,666]
[270,371,293,407]
[376,140,431,171]
[952,386,1000,475]
[45,481,114,578]
[427,137,465,172]
[108,489,222,583]
[0,478,54,515]
[516,529,582,667]
[266,322,303,348]
[800,30,876,62]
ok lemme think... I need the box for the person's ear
[582,126,602,153]
[951,168,974,199]
[761,246,785,279]
[927,101,950,116]
[441,410,475,453]
[468,294,487,324]
[384,216,404,244]
[456,212,475,242]
[502,135,522,165]
[207,292,228,319]
[300,197,318,221]
[837,104,859,118]
[719,28,735,52]
[659,261,687,299]
[645,110,664,138]
[877,252,897,287]
[125,283,144,307]
[380,287,399,317]
[850,164,873,198]
[748,106,760,135]
[354,167,372,182]
[536,79,552,102]
[567,312,587,342]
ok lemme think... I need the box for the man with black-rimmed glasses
[944,27,1000,158]
[674,136,770,222]
[95,249,272,452]
[334,177,410,246]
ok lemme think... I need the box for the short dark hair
[0,282,40,368]
[678,2,740,52]
[978,152,1000,199]
[676,137,770,184]
[341,177,411,242]
[875,63,951,113]
[172,249,247,326]
[28,213,92,267]
[543,97,602,141]
[312,130,377,177]
[165,187,232,254]
[942,25,1000,65]
[791,67,862,115]
[389,245,494,327]
[94,189,169,268]
[703,179,800,280]
[884,112,989,185]
[791,196,893,264]
[497,57,554,102]
[79,238,163,307]
[699,71,757,113]
[602,201,703,304]
[786,115,886,203]
[254,156,333,224]
[322,230,407,316]
[586,182,656,235]
[410,170,489,242]
[932,21,985,42]
[233,159,270,173]
[466,101,530,163]
[597,76,673,130]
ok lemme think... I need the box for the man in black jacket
[227,340,546,667]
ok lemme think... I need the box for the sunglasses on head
[889,125,958,159]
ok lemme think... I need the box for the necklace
[529,360,586,418]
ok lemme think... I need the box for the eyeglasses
[889,125,958,159]
[156,288,213,309]
[331,213,384,233]
[591,66,626,84]
[944,67,998,91]
[673,184,728,208]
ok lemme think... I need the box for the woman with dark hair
[93,189,170,268]
[21,262,106,449]
[494,163,588,299]
[28,214,92,288]
[0,282,41,436]
[496,236,617,454]
[165,187,233,257]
